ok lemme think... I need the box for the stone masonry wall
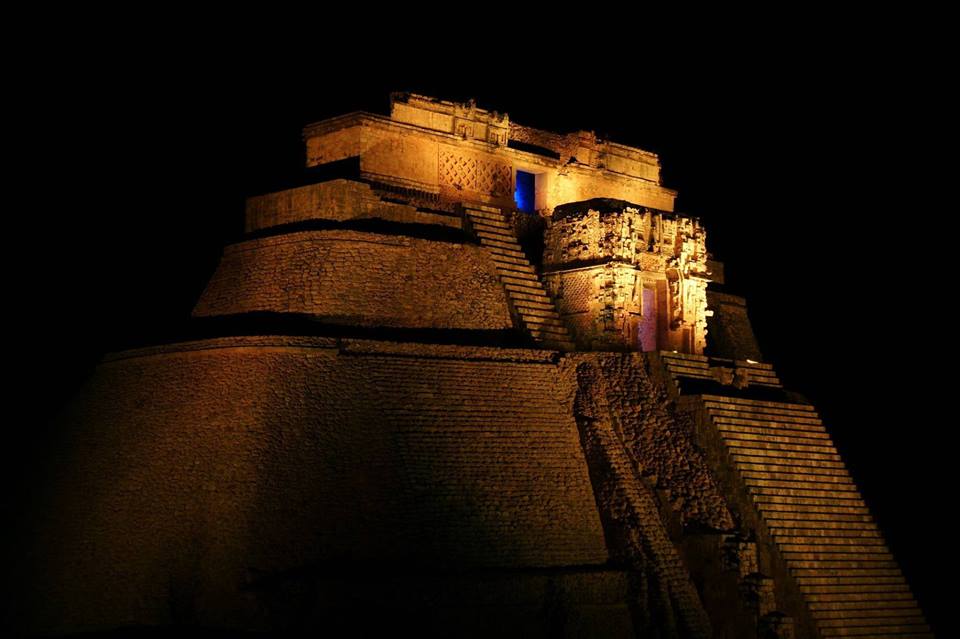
[559,353,715,638]
[193,230,513,330]
[23,337,610,635]
[573,353,734,532]
[244,179,460,234]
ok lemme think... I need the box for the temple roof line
[300,93,671,192]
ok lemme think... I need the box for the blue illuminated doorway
[514,170,536,213]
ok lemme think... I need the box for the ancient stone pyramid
[20,94,932,638]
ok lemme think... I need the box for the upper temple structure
[19,94,932,638]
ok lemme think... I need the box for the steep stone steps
[660,352,784,388]
[690,393,932,638]
[466,206,575,351]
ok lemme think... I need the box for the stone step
[508,291,553,304]
[736,462,851,477]
[487,252,529,266]
[722,432,839,453]
[777,540,890,554]
[661,354,708,365]
[747,485,863,500]
[505,282,551,295]
[713,414,827,430]
[741,375,784,385]
[513,299,559,311]
[658,351,710,366]
[475,230,518,244]
[515,305,562,320]
[789,560,901,571]
[741,475,860,498]
[770,528,883,540]
[666,369,713,379]
[805,590,916,603]
[666,362,711,374]
[809,599,919,612]
[479,237,523,251]
[484,245,526,258]
[731,453,848,471]
[726,444,841,462]
[500,273,543,286]
[472,218,513,231]
[779,551,894,564]
[797,575,906,586]
[465,207,506,219]
[662,359,709,370]
[737,362,778,372]
[522,318,567,331]
[767,521,883,539]
[814,609,924,622]
[470,218,512,231]
[754,494,866,507]
[736,363,779,373]
[700,395,817,411]
[757,502,871,516]
[767,515,876,527]
[479,234,521,247]
[710,411,825,427]
[815,611,926,625]
[819,625,930,638]
[493,262,536,275]
[670,370,716,381]
[792,567,903,578]
[744,475,856,490]
[710,413,824,429]
[741,470,854,484]
[746,373,783,384]
[716,424,830,442]
[702,398,817,415]
[800,583,911,595]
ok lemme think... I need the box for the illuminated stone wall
[193,229,513,331]
[22,337,721,635]
[301,94,677,214]
[16,92,935,638]
[542,200,711,354]
[244,179,460,233]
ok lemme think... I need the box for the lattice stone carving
[440,149,512,197]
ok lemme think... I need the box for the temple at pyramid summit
[21,94,933,637]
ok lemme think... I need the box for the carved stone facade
[16,94,933,639]
[438,148,512,199]
[302,93,678,214]
[542,199,712,353]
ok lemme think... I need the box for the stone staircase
[659,350,783,389]
[695,395,932,638]
[465,205,575,351]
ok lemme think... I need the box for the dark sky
[12,37,949,632]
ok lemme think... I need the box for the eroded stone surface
[193,229,513,330]
[19,94,933,638]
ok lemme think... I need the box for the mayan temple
[21,93,933,638]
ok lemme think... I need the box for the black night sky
[9,33,950,634]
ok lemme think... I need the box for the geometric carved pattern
[440,149,511,197]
